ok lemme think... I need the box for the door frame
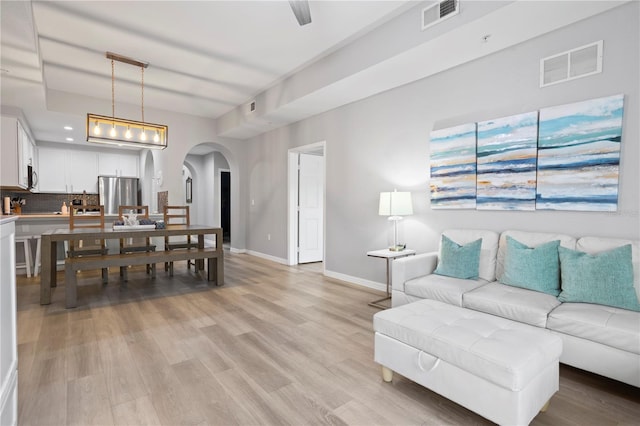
[287,141,326,266]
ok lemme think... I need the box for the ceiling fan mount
[289,0,312,26]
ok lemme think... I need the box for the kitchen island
[0,215,18,425]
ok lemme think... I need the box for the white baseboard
[229,247,246,254]
[324,269,386,293]
[246,250,288,265]
[238,251,386,293]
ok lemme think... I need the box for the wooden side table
[367,248,416,309]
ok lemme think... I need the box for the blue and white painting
[430,123,477,209]
[537,94,624,211]
[477,112,538,210]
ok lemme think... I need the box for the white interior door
[298,153,324,263]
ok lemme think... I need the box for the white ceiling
[1,0,414,146]
[1,1,627,149]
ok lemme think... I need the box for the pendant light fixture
[87,52,168,149]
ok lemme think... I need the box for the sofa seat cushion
[547,303,640,354]
[405,274,489,307]
[463,283,561,327]
[373,299,562,391]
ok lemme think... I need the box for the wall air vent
[540,40,603,87]
[422,0,459,31]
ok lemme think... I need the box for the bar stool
[15,235,33,277]
[32,235,42,277]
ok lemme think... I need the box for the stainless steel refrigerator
[98,176,140,215]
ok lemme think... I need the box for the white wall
[204,152,216,226]
[243,3,640,284]
[183,155,201,223]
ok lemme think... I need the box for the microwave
[27,164,37,190]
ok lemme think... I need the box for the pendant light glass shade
[87,114,167,149]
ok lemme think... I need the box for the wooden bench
[64,247,223,308]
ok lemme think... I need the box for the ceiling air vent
[246,100,256,114]
[540,40,603,87]
[422,0,459,31]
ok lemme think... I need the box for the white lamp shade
[379,191,413,216]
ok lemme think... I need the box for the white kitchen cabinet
[1,116,34,189]
[98,152,139,177]
[97,152,119,176]
[119,153,139,177]
[37,147,98,193]
[68,150,98,193]
[36,145,137,194]
[37,147,67,192]
[18,122,35,187]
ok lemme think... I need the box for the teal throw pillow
[434,235,482,280]
[501,236,560,296]
[558,245,640,312]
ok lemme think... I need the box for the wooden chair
[163,205,197,275]
[118,205,156,281]
[68,204,109,284]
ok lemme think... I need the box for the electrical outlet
[267,234,271,241]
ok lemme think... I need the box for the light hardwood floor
[16,252,640,425]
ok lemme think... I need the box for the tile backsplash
[0,190,99,214]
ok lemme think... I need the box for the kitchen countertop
[0,215,19,225]
[16,213,165,220]
[16,213,69,219]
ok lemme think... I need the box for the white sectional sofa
[391,229,640,388]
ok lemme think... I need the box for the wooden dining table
[40,224,224,305]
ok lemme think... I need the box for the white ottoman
[374,299,562,425]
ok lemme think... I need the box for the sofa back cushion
[441,229,499,282]
[497,230,576,281]
[576,236,640,301]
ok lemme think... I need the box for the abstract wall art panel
[537,94,624,211]
[477,111,539,210]
[430,123,477,209]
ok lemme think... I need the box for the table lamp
[379,190,413,251]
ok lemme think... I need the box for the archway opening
[184,143,235,248]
